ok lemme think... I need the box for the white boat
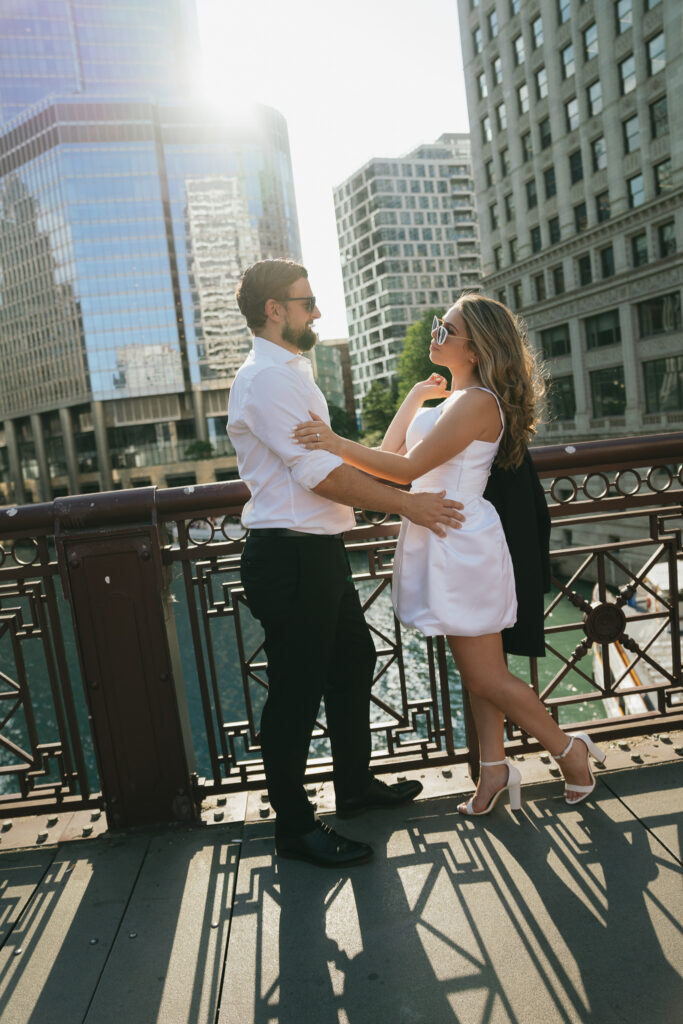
[592,556,682,718]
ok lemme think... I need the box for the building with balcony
[333,134,481,412]
[0,0,301,503]
[457,0,682,441]
[311,337,356,420]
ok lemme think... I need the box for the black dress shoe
[336,777,424,819]
[276,821,373,867]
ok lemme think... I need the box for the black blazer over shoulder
[483,450,551,658]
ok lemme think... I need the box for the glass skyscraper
[0,1,301,502]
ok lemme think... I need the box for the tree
[360,379,396,434]
[328,403,358,439]
[396,308,451,403]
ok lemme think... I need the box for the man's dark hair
[236,258,308,332]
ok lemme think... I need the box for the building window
[509,238,518,263]
[577,253,592,285]
[490,202,499,229]
[658,221,676,258]
[535,66,549,100]
[540,323,570,357]
[650,95,668,138]
[631,232,649,267]
[561,42,575,78]
[534,273,547,301]
[585,309,621,349]
[552,265,565,294]
[500,148,511,176]
[574,202,587,233]
[492,55,503,84]
[539,118,552,149]
[643,356,683,413]
[654,159,672,195]
[512,281,522,307]
[619,54,636,94]
[473,26,483,53]
[557,0,571,25]
[637,292,682,337]
[531,225,542,252]
[482,115,492,144]
[596,192,610,222]
[645,0,662,8]
[532,15,543,48]
[497,289,507,305]
[600,245,615,278]
[647,33,665,76]
[591,137,608,172]
[622,114,640,153]
[485,158,495,187]
[510,0,521,13]
[504,192,515,221]
[587,80,602,116]
[549,216,561,244]
[496,102,507,130]
[616,0,633,33]
[583,23,598,60]
[590,366,626,417]
[521,131,533,161]
[544,166,557,198]
[494,245,503,270]
[549,376,576,419]
[518,83,529,114]
[477,71,488,99]
[488,8,499,38]
[627,173,644,208]
[569,149,583,183]
[526,178,538,209]
[513,34,525,65]
[565,97,579,131]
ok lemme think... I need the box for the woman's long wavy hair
[456,293,546,470]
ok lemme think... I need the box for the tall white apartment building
[333,134,481,410]
[458,0,682,440]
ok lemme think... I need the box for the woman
[293,294,605,814]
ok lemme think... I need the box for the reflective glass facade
[0,1,301,501]
[0,0,198,125]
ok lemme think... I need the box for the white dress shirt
[227,337,355,534]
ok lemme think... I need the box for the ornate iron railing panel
[0,533,97,815]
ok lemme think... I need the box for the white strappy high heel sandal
[458,758,522,816]
[554,732,606,804]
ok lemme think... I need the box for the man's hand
[403,490,464,537]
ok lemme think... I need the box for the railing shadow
[228,776,683,1024]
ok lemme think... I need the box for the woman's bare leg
[461,691,509,811]
[448,633,594,801]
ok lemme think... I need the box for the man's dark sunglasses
[281,296,317,313]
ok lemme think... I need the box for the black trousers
[241,533,376,835]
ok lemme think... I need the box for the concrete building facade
[457,0,682,441]
[333,134,481,412]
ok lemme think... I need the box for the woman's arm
[294,389,501,485]
[381,374,449,453]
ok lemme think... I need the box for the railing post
[54,487,198,828]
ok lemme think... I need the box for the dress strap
[464,386,505,442]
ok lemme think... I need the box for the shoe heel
[507,761,522,811]
[575,731,606,766]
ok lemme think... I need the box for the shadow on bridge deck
[1,750,682,1024]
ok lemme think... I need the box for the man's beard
[282,322,318,351]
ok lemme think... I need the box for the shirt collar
[252,336,313,375]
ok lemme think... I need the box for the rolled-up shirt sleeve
[240,365,344,490]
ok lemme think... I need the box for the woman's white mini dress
[392,387,518,637]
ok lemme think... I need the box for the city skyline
[195,0,470,339]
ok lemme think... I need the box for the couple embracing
[227,259,605,869]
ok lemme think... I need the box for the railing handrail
[0,431,680,538]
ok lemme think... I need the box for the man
[228,259,462,867]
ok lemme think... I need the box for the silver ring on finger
[316,432,320,441]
